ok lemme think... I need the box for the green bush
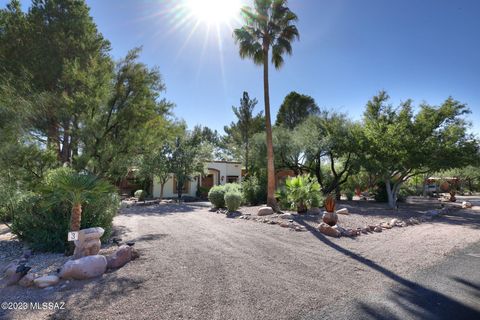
[208,184,241,208]
[242,175,266,205]
[208,185,226,208]
[344,190,354,201]
[134,189,146,201]
[281,175,322,213]
[11,168,120,253]
[224,191,243,212]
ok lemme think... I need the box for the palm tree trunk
[263,49,277,210]
[70,203,82,231]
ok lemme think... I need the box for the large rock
[257,206,274,216]
[318,223,341,238]
[34,275,59,288]
[308,207,322,215]
[106,245,138,269]
[59,255,107,280]
[18,273,36,287]
[336,208,349,215]
[73,227,105,259]
[462,201,472,209]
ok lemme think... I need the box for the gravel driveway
[1,201,480,320]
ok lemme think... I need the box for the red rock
[318,223,341,238]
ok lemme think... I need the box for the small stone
[279,213,294,219]
[288,219,294,223]
[34,275,60,288]
[390,218,398,227]
[280,222,290,228]
[361,228,369,234]
[374,226,382,232]
[336,208,349,215]
[268,220,276,225]
[368,225,376,231]
[381,222,392,229]
[258,206,274,216]
[462,201,472,209]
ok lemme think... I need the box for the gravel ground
[1,199,479,320]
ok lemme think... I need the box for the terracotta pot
[322,211,338,226]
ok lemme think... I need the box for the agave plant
[323,194,338,226]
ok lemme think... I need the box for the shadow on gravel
[297,220,480,320]
[119,202,211,217]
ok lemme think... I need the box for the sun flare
[186,0,242,25]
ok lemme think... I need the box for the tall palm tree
[234,0,299,210]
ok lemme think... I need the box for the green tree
[223,92,264,173]
[361,91,478,208]
[234,0,299,209]
[276,91,319,129]
[300,112,361,196]
[169,132,211,200]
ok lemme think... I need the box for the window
[226,176,239,183]
[173,176,189,194]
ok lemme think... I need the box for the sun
[185,0,242,25]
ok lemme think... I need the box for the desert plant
[225,191,243,212]
[11,168,119,252]
[134,189,146,201]
[208,185,226,208]
[324,195,336,212]
[284,175,321,213]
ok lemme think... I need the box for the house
[151,160,243,198]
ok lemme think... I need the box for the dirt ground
[1,198,479,320]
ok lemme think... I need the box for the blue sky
[5,0,480,135]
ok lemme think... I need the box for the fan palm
[52,170,115,232]
[233,0,299,210]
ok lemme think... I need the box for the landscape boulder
[73,227,105,259]
[106,245,138,269]
[34,275,59,288]
[257,206,274,216]
[462,201,472,209]
[308,207,322,215]
[18,273,36,287]
[318,223,341,238]
[336,208,349,215]
[389,219,398,227]
[373,226,382,232]
[59,255,107,280]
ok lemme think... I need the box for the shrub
[373,181,388,202]
[11,168,120,253]
[208,185,226,208]
[282,175,322,213]
[224,183,241,193]
[134,189,146,201]
[224,191,243,212]
[344,190,354,201]
[242,175,266,205]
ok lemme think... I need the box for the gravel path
[1,200,480,320]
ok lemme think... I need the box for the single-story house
[152,160,243,198]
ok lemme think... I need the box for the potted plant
[322,195,338,226]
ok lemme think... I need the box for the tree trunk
[385,179,401,209]
[70,203,82,232]
[263,49,277,210]
[160,183,165,200]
